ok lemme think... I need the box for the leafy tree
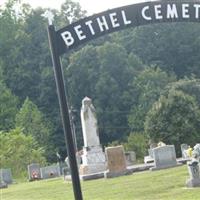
[124,132,148,159]
[0,80,18,131]
[15,98,51,151]
[0,128,46,178]
[114,23,200,78]
[163,78,200,106]
[0,1,32,100]
[67,42,147,145]
[66,45,100,148]
[67,42,135,144]
[145,90,200,154]
[4,0,200,163]
[127,53,145,74]
[128,67,176,132]
[94,42,135,143]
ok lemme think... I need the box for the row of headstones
[143,143,200,188]
[28,163,62,181]
[77,144,180,181]
[106,145,200,189]
[144,143,192,165]
[64,150,137,178]
[0,168,12,188]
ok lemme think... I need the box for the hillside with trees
[1,0,200,177]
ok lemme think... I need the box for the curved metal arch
[56,1,200,55]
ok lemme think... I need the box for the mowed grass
[1,165,200,200]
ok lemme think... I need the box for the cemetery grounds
[1,165,200,200]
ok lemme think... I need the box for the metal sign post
[46,15,83,200]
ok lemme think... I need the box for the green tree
[163,78,200,106]
[114,23,200,78]
[0,128,46,178]
[128,67,176,132]
[67,42,146,145]
[145,90,200,154]
[124,132,148,159]
[0,80,18,131]
[94,42,136,143]
[15,98,51,151]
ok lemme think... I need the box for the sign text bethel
[56,1,200,55]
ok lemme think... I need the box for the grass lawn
[1,165,200,200]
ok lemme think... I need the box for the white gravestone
[79,97,106,175]
[150,145,180,171]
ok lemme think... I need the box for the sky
[0,0,146,15]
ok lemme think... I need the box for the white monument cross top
[42,10,54,25]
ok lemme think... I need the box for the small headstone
[186,159,200,187]
[104,146,131,178]
[0,169,12,184]
[125,151,136,166]
[40,164,61,179]
[27,163,41,181]
[150,145,180,171]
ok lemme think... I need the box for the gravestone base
[79,164,106,175]
[186,178,200,188]
[0,181,8,189]
[80,171,104,181]
[104,169,132,178]
[80,146,106,175]
[150,163,182,171]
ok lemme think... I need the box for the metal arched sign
[56,1,200,55]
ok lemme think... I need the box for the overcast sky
[0,0,146,15]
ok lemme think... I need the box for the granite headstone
[0,169,12,184]
[40,164,61,179]
[150,145,179,170]
[104,145,131,178]
[27,163,41,181]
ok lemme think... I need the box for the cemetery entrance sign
[56,1,200,55]
[47,1,200,200]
